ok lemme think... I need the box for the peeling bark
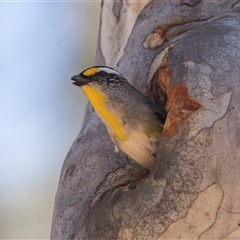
[51,1,240,239]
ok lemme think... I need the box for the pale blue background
[0,2,100,238]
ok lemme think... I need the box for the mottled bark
[51,1,240,239]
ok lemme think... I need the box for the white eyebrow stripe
[98,67,121,75]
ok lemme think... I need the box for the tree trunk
[51,1,240,239]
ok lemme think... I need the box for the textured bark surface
[51,1,240,239]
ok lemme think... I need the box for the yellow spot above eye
[82,86,128,141]
[82,67,99,76]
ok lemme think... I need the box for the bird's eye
[98,71,107,77]
[109,74,115,78]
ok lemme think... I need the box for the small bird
[71,66,167,169]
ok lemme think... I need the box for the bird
[71,66,167,170]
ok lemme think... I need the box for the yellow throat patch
[82,85,128,141]
[82,67,99,77]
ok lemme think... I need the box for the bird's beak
[71,74,91,87]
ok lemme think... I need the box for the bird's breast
[82,85,128,141]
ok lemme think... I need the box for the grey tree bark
[51,1,240,239]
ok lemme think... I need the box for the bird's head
[71,66,125,88]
